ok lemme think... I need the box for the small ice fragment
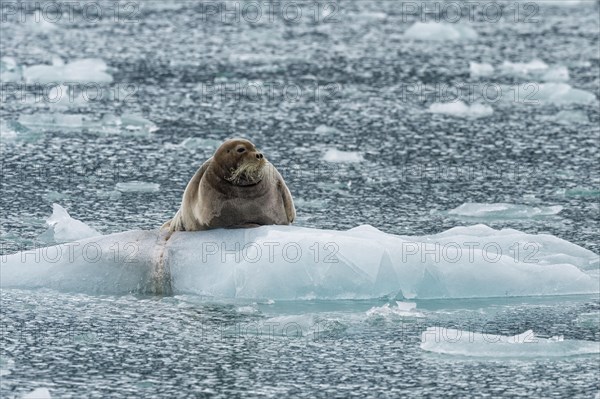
[165,137,220,151]
[0,56,21,82]
[322,149,363,163]
[500,60,569,82]
[115,182,161,193]
[120,113,159,134]
[23,388,52,399]
[24,58,113,84]
[404,22,478,41]
[18,113,92,130]
[541,110,590,125]
[420,327,600,358]
[42,204,101,243]
[236,306,259,314]
[315,125,342,135]
[501,59,548,75]
[395,301,416,312]
[542,66,569,82]
[428,101,493,118]
[469,62,494,77]
[366,301,424,319]
[446,203,562,219]
[535,83,597,105]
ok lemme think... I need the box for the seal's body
[164,139,295,232]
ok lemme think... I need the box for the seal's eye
[237,147,246,153]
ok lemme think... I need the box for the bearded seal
[163,138,295,232]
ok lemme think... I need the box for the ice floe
[16,113,158,135]
[115,182,161,193]
[428,101,493,118]
[366,301,425,319]
[0,56,21,82]
[24,58,113,84]
[535,83,597,105]
[470,59,569,82]
[22,388,52,399]
[420,327,600,358]
[500,60,569,82]
[322,149,364,163]
[1,223,598,299]
[469,62,494,77]
[540,110,590,125]
[404,22,478,41]
[164,137,222,152]
[443,203,563,220]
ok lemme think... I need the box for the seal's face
[214,139,266,186]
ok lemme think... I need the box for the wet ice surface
[1,0,599,397]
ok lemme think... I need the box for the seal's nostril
[257,153,263,159]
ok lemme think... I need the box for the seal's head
[213,138,266,186]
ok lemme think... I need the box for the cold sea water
[1,1,599,398]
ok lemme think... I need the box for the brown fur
[163,138,295,232]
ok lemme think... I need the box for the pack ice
[1,207,598,299]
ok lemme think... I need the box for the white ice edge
[1,224,598,300]
[420,327,600,358]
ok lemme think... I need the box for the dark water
[1,0,599,397]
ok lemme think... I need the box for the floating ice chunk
[164,137,221,152]
[24,58,113,84]
[119,113,159,134]
[39,204,101,243]
[0,56,21,82]
[22,388,52,399]
[322,149,364,163]
[115,182,160,193]
[469,62,494,77]
[1,224,598,299]
[16,113,157,135]
[501,59,548,75]
[428,101,493,118]
[535,83,597,105]
[542,110,590,125]
[18,113,89,130]
[404,22,478,41]
[420,327,600,358]
[236,305,259,314]
[500,60,569,82]
[366,301,424,319]
[445,203,563,219]
[315,125,343,135]
[542,66,570,82]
